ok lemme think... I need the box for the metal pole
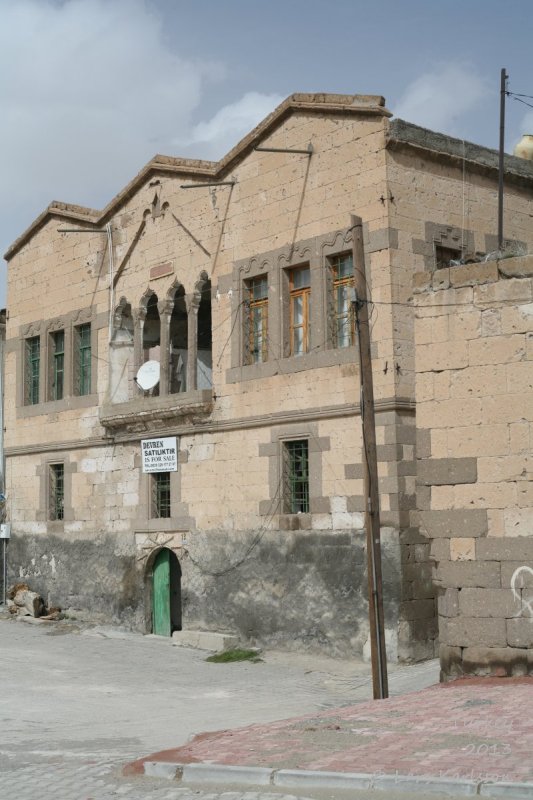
[351,215,388,699]
[498,68,508,252]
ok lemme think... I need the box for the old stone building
[3,93,533,663]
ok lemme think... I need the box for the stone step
[172,629,239,652]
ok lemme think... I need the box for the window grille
[76,323,91,396]
[51,330,65,400]
[49,463,64,521]
[152,472,171,518]
[25,336,40,405]
[283,440,309,513]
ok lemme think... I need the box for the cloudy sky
[1,0,532,306]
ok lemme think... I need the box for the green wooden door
[153,549,171,636]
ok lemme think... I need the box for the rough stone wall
[413,256,533,678]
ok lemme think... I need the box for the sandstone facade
[4,93,533,663]
[414,256,533,678]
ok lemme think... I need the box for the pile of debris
[6,583,62,620]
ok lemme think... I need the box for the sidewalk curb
[134,760,533,798]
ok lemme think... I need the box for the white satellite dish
[136,360,160,390]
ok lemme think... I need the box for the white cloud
[393,64,489,136]
[0,0,282,304]
[176,92,284,160]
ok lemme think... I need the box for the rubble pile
[6,583,62,620]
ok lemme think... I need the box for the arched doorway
[151,548,182,636]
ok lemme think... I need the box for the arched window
[142,293,160,362]
[196,275,212,389]
[169,285,188,393]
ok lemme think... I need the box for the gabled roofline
[4,93,388,260]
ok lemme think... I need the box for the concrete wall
[414,256,533,678]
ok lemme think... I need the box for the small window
[330,253,355,348]
[152,472,171,518]
[245,275,268,364]
[289,266,311,356]
[49,463,64,521]
[50,330,65,400]
[283,440,309,513]
[435,244,461,269]
[25,336,40,405]
[75,323,91,396]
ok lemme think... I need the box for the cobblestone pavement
[134,677,533,786]
[0,756,316,800]
[0,617,439,800]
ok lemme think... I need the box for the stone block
[458,588,521,618]
[419,509,488,539]
[400,598,435,620]
[435,560,500,589]
[172,630,239,651]
[438,588,459,617]
[498,256,533,278]
[450,537,475,561]
[417,457,477,486]
[429,538,450,562]
[501,561,533,589]
[442,616,507,647]
[449,261,498,287]
[504,508,533,538]
[476,537,533,562]
[507,618,533,647]
[462,645,531,676]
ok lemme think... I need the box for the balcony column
[133,306,147,392]
[157,299,173,396]
[185,294,199,391]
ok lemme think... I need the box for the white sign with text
[141,436,178,473]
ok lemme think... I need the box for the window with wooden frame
[283,439,309,514]
[289,266,311,356]
[49,463,64,521]
[245,275,268,364]
[50,330,65,401]
[75,323,91,396]
[330,253,355,348]
[25,336,40,405]
[152,472,171,518]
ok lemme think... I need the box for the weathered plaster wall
[7,525,402,657]
[413,256,533,678]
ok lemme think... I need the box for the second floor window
[289,266,311,356]
[246,275,268,364]
[51,330,65,400]
[25,336,40,405]
[76,323,91,396]
[330,253,355,348]
[152,472,171,518]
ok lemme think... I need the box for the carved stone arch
[166,277,186,302]
[277,244,312,270]
[321,229,350,259]
[192,269,210,306]
[139,286,158,313]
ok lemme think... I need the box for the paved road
[0,617,439,799]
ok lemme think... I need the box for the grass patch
[206,647,262,663]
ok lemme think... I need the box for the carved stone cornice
[99,389,214,433]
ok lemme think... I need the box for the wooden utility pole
[351,215,388,700]
[498,68,508,252]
